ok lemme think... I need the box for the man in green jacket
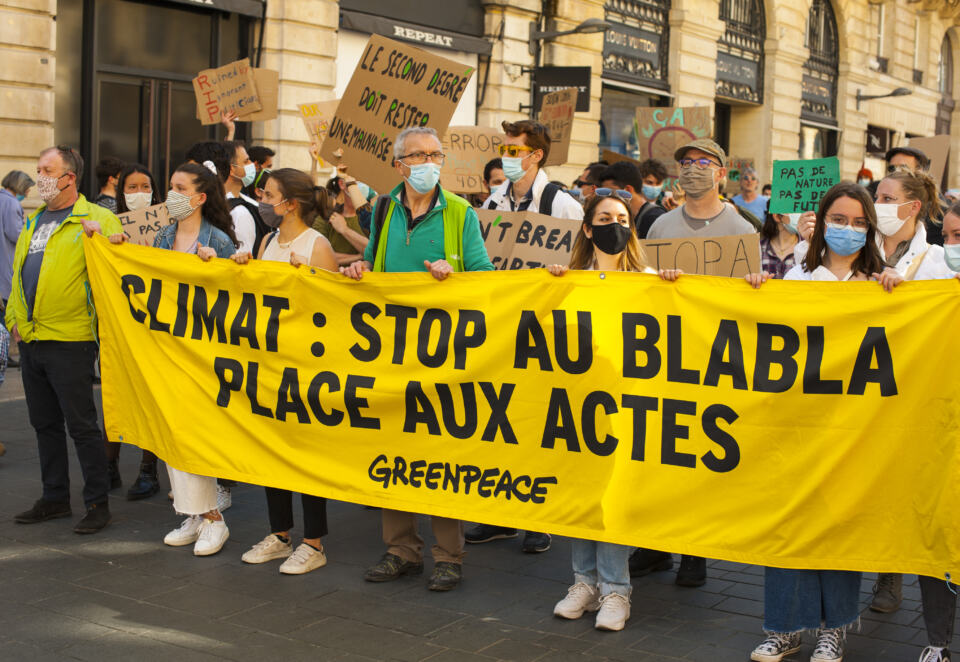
[342,126,493,591]
[6,145,122,534]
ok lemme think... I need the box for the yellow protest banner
[84,235,960,579]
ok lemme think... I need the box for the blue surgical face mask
[357,182,370,200]
[858,178,870,187]
[943,243,960,271]
[784,213,801,235]
[501,156,527,183]
[824,225,867,256]
[641,184,662,200]
[15,194,25,202]
[404,163,441,194]
[240,163,256,187]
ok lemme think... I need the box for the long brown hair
[174,162,238,248]
[569,194,648,271]
[803,181,883,276]
[269,168,332,224]
[881,166,942,223]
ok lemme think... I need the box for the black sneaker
[629,548,674,577]
[521,531,551,553]
[465,524,518,544]
[108,459,122,490]
[126,463,160,500]
[363,553,424,582]
[14,499,72,524]
[675,555,707,587]
[74,502,111,534]
[427,562,462,591]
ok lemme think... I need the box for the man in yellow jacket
[5,145,122,534]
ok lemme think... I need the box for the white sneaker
[919,647,950,662]
[216,485,232,512]
[594,592,630,631]
[242,534,293,564]
[278,543,327,575]
[751,632,802,662]
[811,627,845,662]
[193,518,229,556]
[553,582,600,619]
[164,516,202,546]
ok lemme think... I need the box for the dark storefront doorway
[56,0,261,196]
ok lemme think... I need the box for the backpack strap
[263,230,278,254]
[373,194,393,238]
[538,182,562,216]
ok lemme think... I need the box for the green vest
[373,190,467,272]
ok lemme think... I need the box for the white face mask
[874,202,911,237]
[124,191,153,211]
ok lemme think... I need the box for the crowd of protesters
[0,114,956,662]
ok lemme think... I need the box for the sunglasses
[594,187,632,201]
[497,145,537,158]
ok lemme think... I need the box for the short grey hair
[2,170,35,196]
[394,127,441,161]
[741,167,758,179]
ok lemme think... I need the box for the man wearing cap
[646,139,755,240]
[884,146,943,245]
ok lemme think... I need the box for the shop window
[96,0,212,76]
[937,34,955,135]
[599,86,666,159]
[716,0,764,104]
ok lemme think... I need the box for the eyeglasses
[573,179,595,188]
[398,152,446,165]
[679,157,721,169]
[594,187,632,202]
[497,145,536,158]
[826,214,869,233]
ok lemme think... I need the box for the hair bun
[202,160,217,175]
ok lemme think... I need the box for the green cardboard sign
[769,157,841,214]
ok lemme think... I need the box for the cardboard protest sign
[538,87,577,167]
[640,233,760,277]
[193,58,262,125]
[440,126,504,193]
[908,135,951,187]
[299,100,341,147]
[636,107,711,177]
[117,203,171,246]
[476,209,579,270]
[601,149,642,167]
[768,157,840,214]
[320,34,475,196]
[241,69,279,122]
[726,157,755,197]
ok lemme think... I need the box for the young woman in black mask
[545,188,679,633]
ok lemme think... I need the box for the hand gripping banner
[84,236,960,579]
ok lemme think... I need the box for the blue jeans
[572,540,632,596]
[764,567,862,632]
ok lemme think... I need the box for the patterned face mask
[165,190,198,221]
[37,172,68,202]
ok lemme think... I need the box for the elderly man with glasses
[732,166,769,222]
[645,139,756,241]
[482,120,584,221]
[342,126,492,592]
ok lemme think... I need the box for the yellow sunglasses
[497,145,537,158]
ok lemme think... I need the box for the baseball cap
[674,139,727,168]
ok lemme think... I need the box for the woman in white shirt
[743,182,884,662]
[231,168,337,575]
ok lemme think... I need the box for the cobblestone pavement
[0,368,945,661]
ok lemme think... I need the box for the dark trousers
[920,575,957,648]
[265,487,328,539]
[20,340,108,507]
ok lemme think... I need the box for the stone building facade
[3,0,960,203]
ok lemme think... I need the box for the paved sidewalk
[0,368,946,661]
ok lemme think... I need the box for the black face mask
[589,222,632,255]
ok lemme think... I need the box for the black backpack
[227,197,270,256]
[485,182,561,215]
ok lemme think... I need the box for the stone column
[0,0,56,208]
[667,4,724,109]
[252,1,340,173]
[477,1,539,126]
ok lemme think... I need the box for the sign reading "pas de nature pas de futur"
[85,235,960,579]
